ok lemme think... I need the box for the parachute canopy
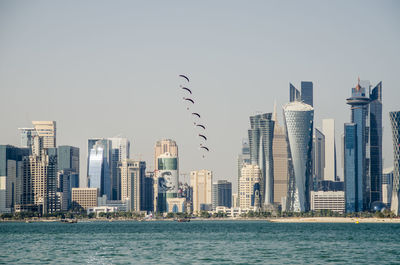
[181,86,192,94]
[196,124,206,130]
[183,98,194,104]
[199,134,207,141]
[179,74,190,82]
[192,113,201,118]
[200,146,209,152]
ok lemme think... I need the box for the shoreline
[2,217,400,223]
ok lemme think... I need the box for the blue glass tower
[345,80,370,212]
[369,82,383,204]
[344,123,358,212]
[87,139,112,199]
[289,82,313,107]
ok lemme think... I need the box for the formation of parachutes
[179,74,209,158]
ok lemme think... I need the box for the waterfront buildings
[272,105,288,206]
[313,128,325,190]
[344,80,369,212]
[239,164,261,209]
[237,139,250,204]
[118,159,146,211]
[0,145,30,212]
[28,147,58,214]
[109,137,130,200]
[212,180,232,210]
[322,119,337,182]
[310,191,345,214]
[284,101,314,212]
[87,138,112,199]
[390,111,400,215]
[369,82,383,205]
[166,197,186,213]
[71,188,99,210]
[382,168,393,209]
[248,113,274,206]
[156,152,179,212]
[154,139,178,212]
[190,170,212,212]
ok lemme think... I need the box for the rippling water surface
[1,221,399,264]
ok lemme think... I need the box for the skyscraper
[212,180,232,210]
[389,111,400,215]
[0,145,30,212]
[237,139,250,201]
[190,170,212,213]
[248,113,274,206]
[284,101,314,212]
[154,139,178,212]
[87,139,112,199]
[57,146,80,210]
[345,80,370,212]
[272,105,288,206]
[344,123,359,212]
[109,137,130,200]
[58,146,79,174]
[18,128,36,150]
[119,159,146,212]
[239,164,261,209]
[322,119,337,182]
[32,121,56,149]
[313,128,325,190]
[289,82,313,106]
[156,152,179,212]
[369,82,383,204]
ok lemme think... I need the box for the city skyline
[1,1,399,191]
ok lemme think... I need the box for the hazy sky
[0,0,399,190]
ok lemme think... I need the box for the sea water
[0,221,399,264]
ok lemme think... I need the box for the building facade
[109,137,130,200]
[322,119,337,182]
[272,106,288,206]
[284,101,314,212]
[212,180,232,210]
[239,164,261,209]
[71,188,99,210]
[190,170,212,213]
[310,191,345,214]
[390,111,400,215]
[32,121,56,149]
[237,139,250,204]
[345,80,370,212]
[87,139,112,199]
[313,128,325,190]
[118,159,146,212]
[248,113,274,206]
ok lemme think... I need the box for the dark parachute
[192,113,201,118]
[179,74,190,82]
[200,146,210,152]
[181,86,192,94]
[199,134,207,141]
[183,98,194,104]
[196,124,206,130]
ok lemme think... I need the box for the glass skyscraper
[344,123,359,212]
[283,102,314,212]
[389,111,400,215]
[289,81,313,107]
[369,82,383,204]
[87,139,112,199]
[248,113,274,206]
[345,81,370,212]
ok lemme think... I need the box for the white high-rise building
[119,159,146,211]
[239,164,261,209]
[190,170,212,213]
[284,101,314,212]
[322,119,337,181]
[109,137,130,200]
